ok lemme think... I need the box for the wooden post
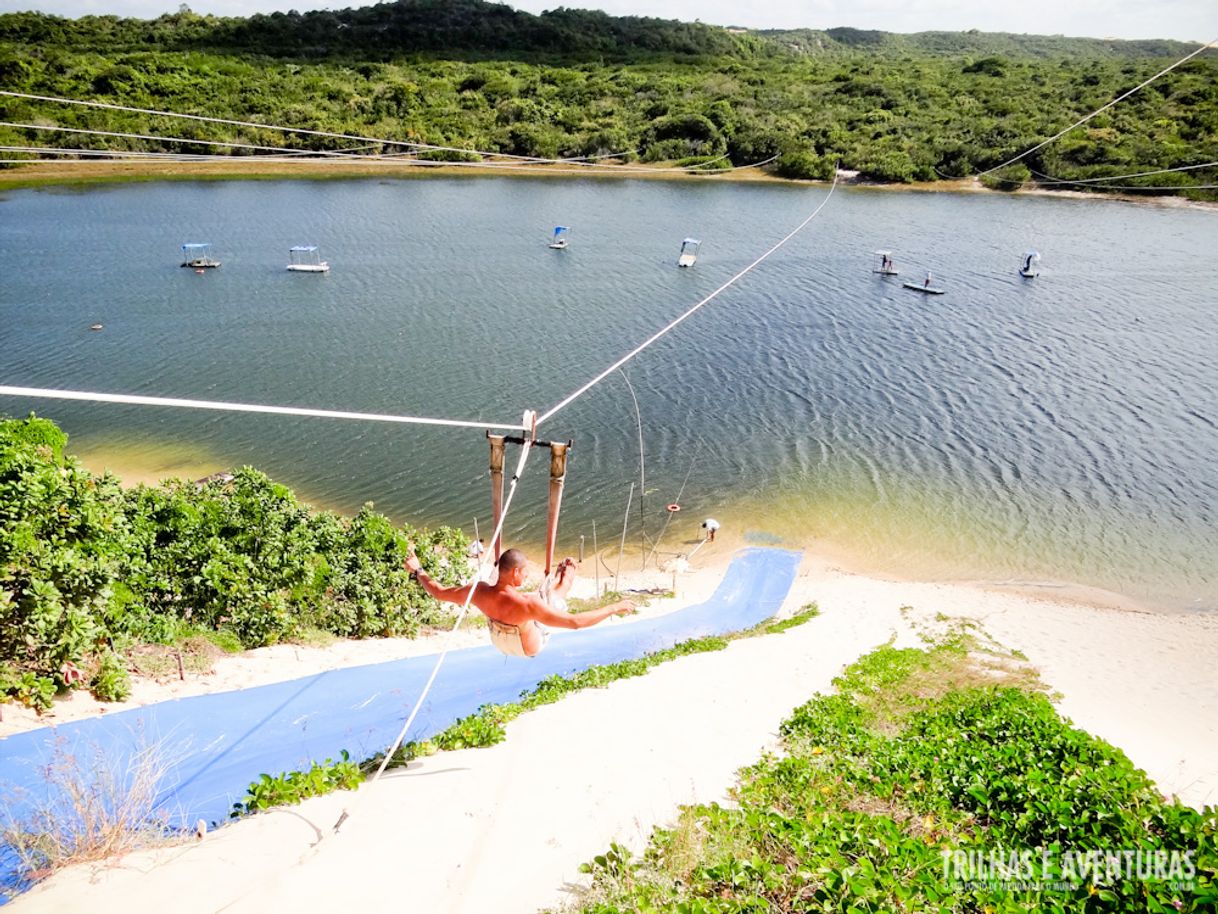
[544,442,569,576]
[488,435,506,562]
[592,520,599,596]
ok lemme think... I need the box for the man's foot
[553,557,577,595]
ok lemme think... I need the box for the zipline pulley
[486,411,572,576]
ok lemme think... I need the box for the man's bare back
[404,548,634,657]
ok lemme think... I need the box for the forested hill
[1,1,1215,198]
[0,1,1201,62]
[0,0,757,59]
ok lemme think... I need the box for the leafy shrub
[0,416,467,709]
[981,162,1033,190]
[0,416,127,698]
[0,667,57,713]
[232,750,363,817]
[89,651,131,702]
[574,637,1218,913]
[775,149,833,180]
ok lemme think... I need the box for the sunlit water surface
[1,177,1215,612]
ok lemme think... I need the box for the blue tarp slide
[0,547,800,902]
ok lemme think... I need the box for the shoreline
[62,449,1212,619]
[2,159,1215,212]
[6,543,1216,913]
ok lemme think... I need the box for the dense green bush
[0,415,468,710]
[0,415,128,705]
[577,639,1218,913]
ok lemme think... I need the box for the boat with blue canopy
[548,226,569,249]
[287,245,330,273]
[873,250,899,275]
[180,243,220,269]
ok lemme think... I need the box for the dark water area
[1,176,1215,612]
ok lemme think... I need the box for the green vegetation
[571,630,1217,912]
[232,750,363,816]
[0,1,1215,198]
[0,414,467,711]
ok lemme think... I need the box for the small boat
[904,271,945,295]
[548,226,569,249]
[287,245,330,273]
[677,238,701,268]
[89,323,104,331]
[873,250,899,275]
[1019,250,1041,278]
[181,243,220,269]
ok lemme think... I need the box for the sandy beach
[4,159,1215,214]
[5,538,1216,914]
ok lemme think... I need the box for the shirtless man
[404,548,635,657]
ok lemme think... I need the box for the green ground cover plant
[570,627,1218,913]
[0,414,467,710]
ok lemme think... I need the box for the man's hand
[612,600,637,617]
[403,549,421,575]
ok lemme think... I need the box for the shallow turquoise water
[1,177,1215,611]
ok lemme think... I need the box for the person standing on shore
[404,547,635,657]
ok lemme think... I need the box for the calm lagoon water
[1,176,1215,613]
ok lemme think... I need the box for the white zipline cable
[332,432,535,834]
[0,386,526,432]
[536,169,840,427]
[976,37,1217,178]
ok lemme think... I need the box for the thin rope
[0,127,770,177]
[332,432,535,833]
[975,38,1217,178]
[0,90,633,166]
[0,120,373,158]
[536,169,840,428]
[645,439,702,568]
[1031,161,1218,184]
[0,92,773,176]
[1030,179,1218,190]
[0,386,526,432]
[617,368,650,559]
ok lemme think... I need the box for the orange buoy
[666,503,681,513]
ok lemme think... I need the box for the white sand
[8,547,1218,913]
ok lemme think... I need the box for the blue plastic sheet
[0,547,799,902]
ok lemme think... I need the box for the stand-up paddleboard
[903,282,945,294]
[904,271,944,294]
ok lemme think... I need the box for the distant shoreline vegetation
[0,1,1214,200]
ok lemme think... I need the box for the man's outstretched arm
[528,596,636,630]
[404,553,472,605]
